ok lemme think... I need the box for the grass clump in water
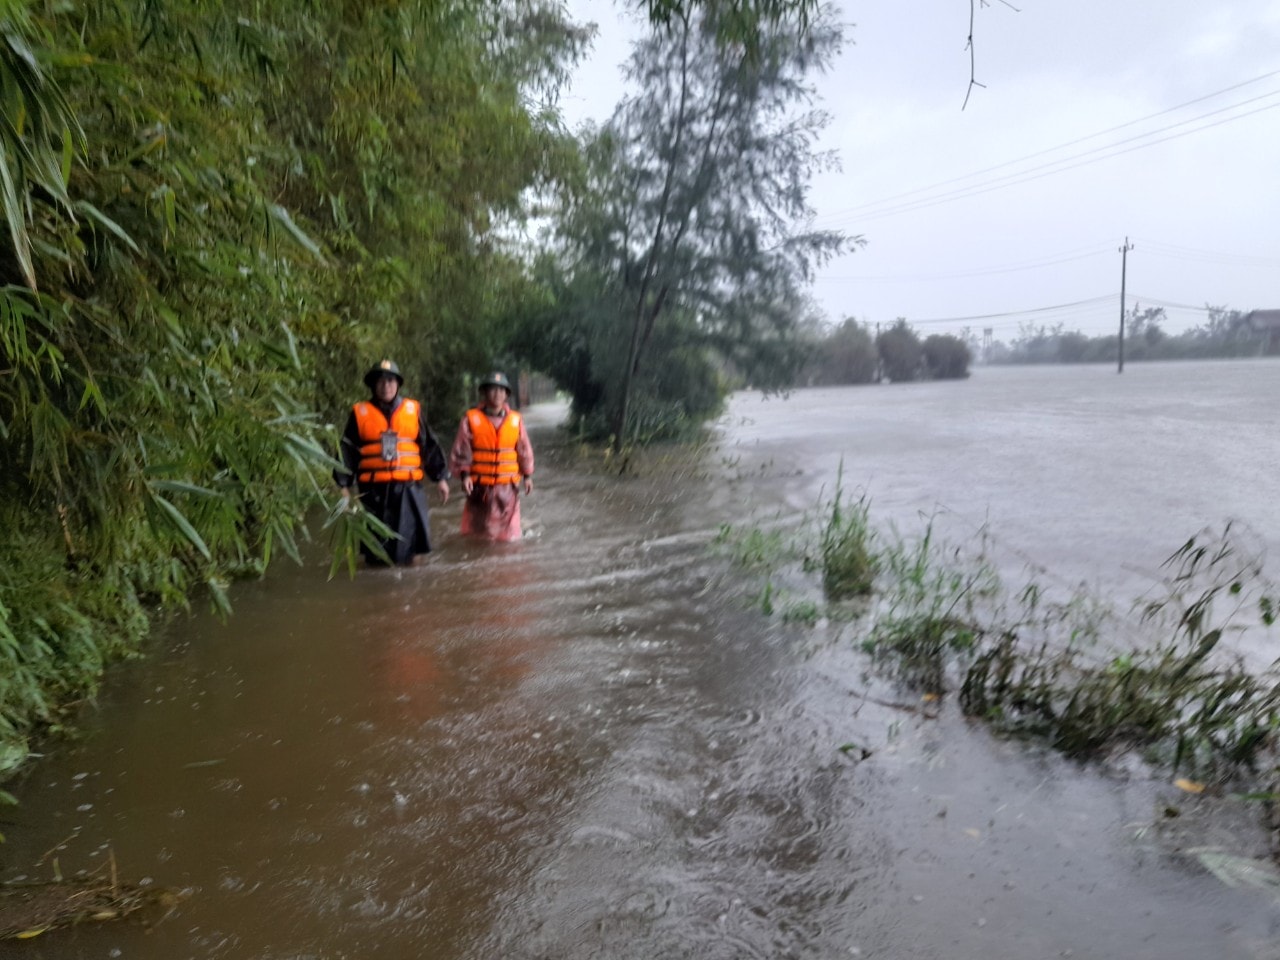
[960,524,1280,777]
[721,476,1280,795]
[861,519,1002,692]
[813,462,876,601]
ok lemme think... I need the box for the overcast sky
[559,0,1280,342]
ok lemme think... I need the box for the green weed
[814,461,876,601]
[783,599,821,625]
[959,526,1280,778]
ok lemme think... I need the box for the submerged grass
[959,524,1280,778]
[717,478,1280,849]
[814,462,876,601]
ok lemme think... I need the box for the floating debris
[0,870,184,940]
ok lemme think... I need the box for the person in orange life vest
[448,371,534,542]
[334,359,450,566]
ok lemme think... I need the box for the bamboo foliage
[0,11,84,291]
[0,0,587,770]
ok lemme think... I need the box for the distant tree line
[798,318,972,386]
[981,306,1275,365]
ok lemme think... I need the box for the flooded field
[2,359,1279,958]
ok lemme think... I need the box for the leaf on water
[1174,778,1205,794]
[181,759,226,769]
[963,828,981,839]
[921,692,939,703]
[1191,848,1280,892]
[14,928,48,939]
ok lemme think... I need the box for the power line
[855,294,1229,338]
[814,69,1280,224]
[813,246,1110,283]
[1130,238,1280,268]
[817,93,1280,225]
[907,294,1116,325]
[1126,295,1218,313]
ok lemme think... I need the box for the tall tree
[547,3,851,449]
[639,0,819,53]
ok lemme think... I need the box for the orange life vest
[467,408,522,486]
[353,399,424,483]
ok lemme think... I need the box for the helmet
[363,359,404,389]
[478,371,512,393]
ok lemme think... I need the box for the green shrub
[875,319,923,383]
[921,334,971,379]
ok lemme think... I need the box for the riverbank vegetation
[717,482,1280,852]
[0,0,597,774]
[0,0,846,778]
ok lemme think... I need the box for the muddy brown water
[3,360,1280,958]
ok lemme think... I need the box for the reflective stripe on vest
[353,400,424,483]
[467,408,521,486]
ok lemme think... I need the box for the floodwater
[3,359,1280,959]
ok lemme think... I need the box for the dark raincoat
[335,395,450,565]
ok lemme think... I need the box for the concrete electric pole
[1118,237,1133,373]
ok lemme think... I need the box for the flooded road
[3,360,1280,958]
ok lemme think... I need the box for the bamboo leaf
[206,576,232,618]
[59,123,71,186]
[162,185,177,237]
[268,204,326,262]
[285,432,346,472]
[280,320,301,369]
[150,494,211,560]
[142,462,185,477]
[149,480,220,498]
[0,139,37,290]
[73,200,140,253]
[75,373,106,415]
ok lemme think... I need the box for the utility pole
[1117,237,1133,373]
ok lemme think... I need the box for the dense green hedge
[0,0,585,771]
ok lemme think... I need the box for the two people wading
[335,363,534,565]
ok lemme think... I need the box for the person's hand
[522,476,533,496]
[462,475,474,496]
[339,487,357,512]
[436,479,450,504]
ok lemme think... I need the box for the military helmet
[363,359,404,389]
[478,371,512,393]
